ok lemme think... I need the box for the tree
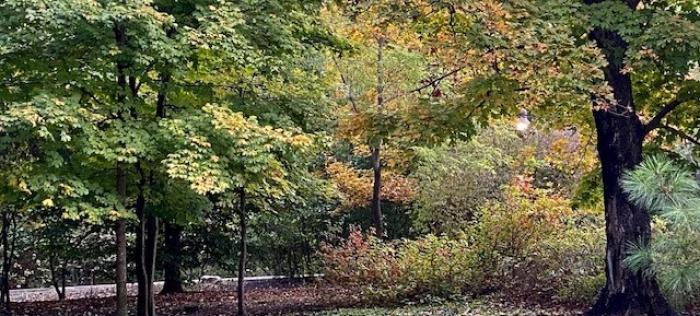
[327,2,458,237]
[395,1,700,314]
[1,2,335,315]
[162,104,316,316]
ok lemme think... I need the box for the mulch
[12,284,362,316]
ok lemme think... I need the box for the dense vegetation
[1,1,699,316]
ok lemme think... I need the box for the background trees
[1,1,699,316]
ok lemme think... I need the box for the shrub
[411,126,597,236]
[411,127,521,235]
[322,186,605,304]
[471,185,604,301]
[321,228,479,302]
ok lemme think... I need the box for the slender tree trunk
[585,4,676,314]
[161,223,184,294]
[370,36,386,238]
[145,215,158,316]
[136,180,149,316]
[60,266,66,301]
[49,258,65,301]
[237,188,247,316]
[115,164,128,316]
[0,211,11,316]
[136,165,158,316]
[370,146,383,236]
[114,20,130,316]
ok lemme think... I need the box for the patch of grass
[310,301,582,316]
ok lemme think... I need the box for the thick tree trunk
[585,5,676,314]
[237,189,247,316]
[115,164,128,316]
[588,110,675,316]
[61,267,66,301]
[161,223,184,294]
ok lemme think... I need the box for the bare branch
[384,65,467,104]
[332,54,360,113]
[643,99,684,135]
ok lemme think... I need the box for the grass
[310,300,583,315]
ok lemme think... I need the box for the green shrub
[411,127,521,235]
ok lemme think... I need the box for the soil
[12,284,362,316]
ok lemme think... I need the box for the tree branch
[643,99,684,135]
[384,65,467,104]
[660,124,700,147]
[332,54,359,113]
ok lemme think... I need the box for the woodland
[1,0,700,316]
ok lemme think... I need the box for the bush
[411,127,521,235]
[411,126,597,236]
[322,228,479,302]
[322,185,605,304]
[470,185,604,301]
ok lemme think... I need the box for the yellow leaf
[42,199,54,207]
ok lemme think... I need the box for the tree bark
[161,222,184,294]
[115,164,128,316]
[370,146,383,237]
[136,181,149,316]
[49,257,66,301]
[370,36,386,238]
[585,4,676,314]
[114,20,130,316]
[237,188,247,316]
[0,211,12,316]
[136,166,158,316]
[146,215,158,316]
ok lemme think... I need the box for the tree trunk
[60,266,66,301]
[49,257,65,301]
[237,188,247,316]
[115,164,128,316]
[136,184,149,316]
[0,211,11,316]
[114,20,130,316]
[585,6,676,314]
[146,215,158,316]
[161,223,184,294]
[370,36,386,238]
[136,166,158,316]
[370,146,383,237]
[588,109,675,316]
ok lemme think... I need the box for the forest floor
[10,282,590,316]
